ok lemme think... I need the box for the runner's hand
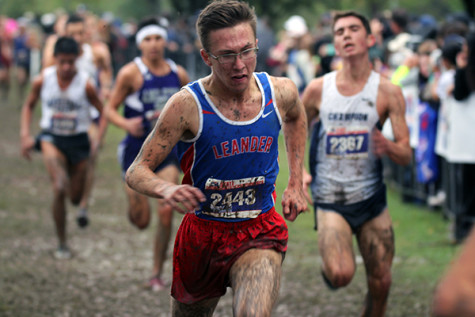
[282,184,308,222]
[160,184,206,214]
[126,117,145,137]
[20,135,35,161]
[302,169,313,205]
[372,129,389,158]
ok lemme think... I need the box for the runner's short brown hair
[196,0,257,52]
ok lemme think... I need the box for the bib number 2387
[326,127,369,158]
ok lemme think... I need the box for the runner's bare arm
[125,90,205,213]
[272,76,308,221]
[86,80,107,153]
[374,80,412,166]
[104,64,144,137]
[41,35,57,69]
[300,76,324,204]
[301,77,323,127]
[20,76,43,160]
[93,43,113,99]
[86,80,103,114]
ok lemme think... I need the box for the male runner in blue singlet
[125,1,308,316]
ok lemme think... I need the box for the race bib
[201,176,265,218]
[326,126,369,159]
[51,112,78,134]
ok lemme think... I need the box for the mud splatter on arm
[272,76,308,221]
[125,90,197,199]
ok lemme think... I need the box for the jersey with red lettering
[178,72,282,222]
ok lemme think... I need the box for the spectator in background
[98,13,129,76]
[414,40,442,208]
[413,14,438,41]
[369,14,390,75]
[443,32,475,242]
[120,18,139,64]
[12,18,31,99]
[386,9,412,71]
[311,12,335,77]
[268,15,316,93]
[256,16,275,73]
[432,35,464,212]
[0,16,14,98]
[390,39,441,205]
[453,32,474,100]
[25,20,43,82]
[437,36,464,101]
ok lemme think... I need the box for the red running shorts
[171,207,288,304]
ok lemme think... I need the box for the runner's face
[139,34,166,60]
[333,16,374,58]
[202,22,257,93]
[65,22,85,45]
[55,53,77,79]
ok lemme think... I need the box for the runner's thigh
[230,248,282,315]
[69,159,89,203]
[356,208,394,275]
[317,209,355,271]
[124,183,151,228]
[41,141,69,190]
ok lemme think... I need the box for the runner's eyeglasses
[208,47,259,64]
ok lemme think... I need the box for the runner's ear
[367,34,376,48]
[200,49,213,67]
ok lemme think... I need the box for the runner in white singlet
[302,11,411,317]
[20,37,106,259]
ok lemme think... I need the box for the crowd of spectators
[1,6,474,241]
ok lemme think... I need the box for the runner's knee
[70,195,81,206]
[52,176,68,198]
[323,264,354,288]
[128,205,150,229]
[368,269,392,295]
